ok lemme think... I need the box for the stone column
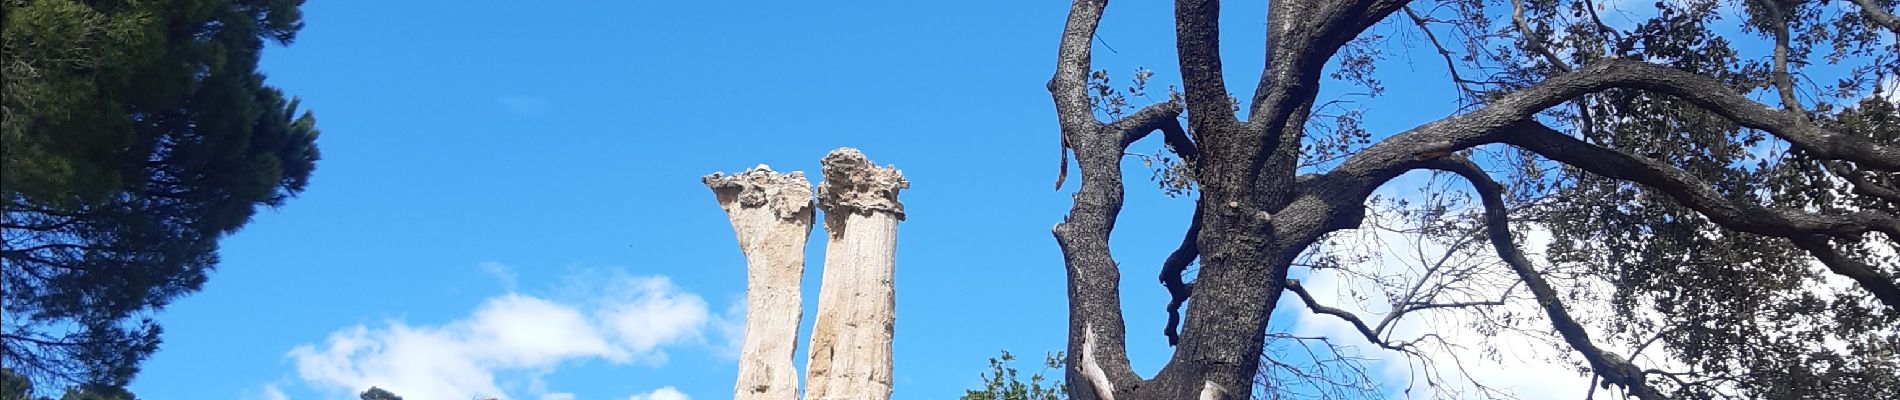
[803,148,908,400]
[704,165,815,400]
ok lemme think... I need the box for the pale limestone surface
[803,148,908,400]
[704,166,815,400]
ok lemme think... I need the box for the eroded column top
[817,148,909,220]
[703,164,815,220]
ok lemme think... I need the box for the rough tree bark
[1046,0,1900,399]
[803,148,909,400]
[704,166,816,400]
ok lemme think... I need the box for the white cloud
[710,300,746,360]
[1283,172,1664,399]
[467,294,624,365]
[627,386,691,400]
[539,393,577,400]
[287,266,716,400]
[1291,226,1597,399]
[480,261,518,291]
[596,276,711,357]
[245,383,289,400]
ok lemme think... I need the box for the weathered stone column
[704,165,815,400]
[803,148,908,400]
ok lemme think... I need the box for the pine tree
[2,0,321,390]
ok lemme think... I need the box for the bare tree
[1045,0,1899,399]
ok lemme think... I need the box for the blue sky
[117,1,1846,399]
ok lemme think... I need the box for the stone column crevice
[704,165,815,400]
[803,148,908,400]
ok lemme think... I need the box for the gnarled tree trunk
[1046,0,1900,398]
[705,166,816,400]
[803,148,908,400]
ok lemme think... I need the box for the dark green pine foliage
[358,387,403,400]
[2,369,26,400]
[1,0,320,390]
[2,369,136,400]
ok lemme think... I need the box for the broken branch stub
[804,148,908,400]
[704,165,815,400]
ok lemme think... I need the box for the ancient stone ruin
[803,149,907,400]
[703,166,816,400]
[704,148,908,400]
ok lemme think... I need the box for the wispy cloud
[627,386,691,400]
[286,264,725,400]
[244,383,290,400]
[1279,173,1668,399]
[496,96,553,116]
[480,261,519,291]
[710,297,746,360]
[1290,221,1600,399]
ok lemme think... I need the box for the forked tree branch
[1500,123,1900,240]
[1403,6,1479,95]
[1253,0,1416,104]
[1052,101,1194,191]
[1284,277,1507,358]
[1114,102,1190,149]
[1110,101,1208,349]
[1754,0,1804,113]
[1248,0,1415,159]
[1050,0,1106,192]
[1281,59,1900,249]
[1847,0,1900,34]
[1050,0,1105,131]
[1498,0,1616,145]
[1052,0,1893,397]
[1175,0,1238,131]
[1823,164,1900,204]
[1843,171,1900,203]
[1284,279,1417,354]
[1583,62,1899,170]
[1417,156,1667,400]
[1048,2,1150,397]
[1792,235,1900,310]
[1509,0,1573,73]
[1498,122,1900,309]
[1049,4,1210,397]
[1500,128,1900,311]
[1054,3,1196,191]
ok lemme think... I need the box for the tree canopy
[358,387,403,400]
[1,0,319,390]
[962,351,1067,400]
[1043,0,1897,398]
[3,368,137,400]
